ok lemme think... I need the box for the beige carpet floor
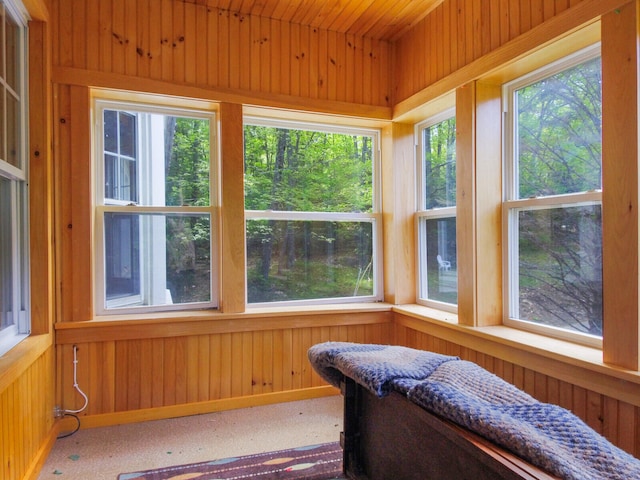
[37,395,343,480]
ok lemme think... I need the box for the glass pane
[0,177,13,331]
[5,11,18,92]
[516,57,602,198]
[104,110,117,153]
[516,204,602,336]
[423,117,456,209]
[103,212,212,309]
[119,112,136,157]
[6,92,19,167]
[244,125,373,213]
[165,116,211,207]
[102,110,211,207]
[420,217,457,304]
[246,220,374,303]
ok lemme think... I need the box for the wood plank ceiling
[181,0,445,42]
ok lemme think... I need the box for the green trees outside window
[244,122,380,305]
[95,101,216,314]
[416,114,457,308]
[506,49,602,340]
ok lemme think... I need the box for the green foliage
[164,117,212,302]
[244,125,373,213]
[243,124,375,303]
[517,57,602,198]
[166,117,211,207]
[423,117,456,209]
[515,56,603,335]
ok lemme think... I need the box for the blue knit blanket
[308,342,640,480]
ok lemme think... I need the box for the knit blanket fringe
[308,342,640,480]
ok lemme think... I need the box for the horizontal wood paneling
[49,0,392,109]
[1,347,55,480]
[394,321,640,458]
[57,320,391,417]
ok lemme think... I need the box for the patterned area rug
[118,442,344,479]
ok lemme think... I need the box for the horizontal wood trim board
[55,311,393,344]
[52,66,392,120]
[394,314,640,408]
[57,386,339,430]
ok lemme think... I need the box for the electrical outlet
[53,405,64,419]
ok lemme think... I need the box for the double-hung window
[415,111,457,310]
[0,0,28,356]
[93,96,218,314]
[503,45,602,346]
[244,118,382,306]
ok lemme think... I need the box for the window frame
[92,94,220,315]
[415,108,457,313]
[244,116,384,307]
[0,0,29,357]
[502,44,603,348]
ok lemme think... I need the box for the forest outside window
[503,45,602,346]
[93,97,218,314]
[415,111,457,310]
[244,118,382,306]
[0,0,28,356]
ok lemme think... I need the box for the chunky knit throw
[308,341,640,480]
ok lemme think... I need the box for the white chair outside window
[437,254,451,271]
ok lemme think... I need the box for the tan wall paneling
[219,103,246,313]
[456,81,502,327]
[601,1,639,369]
[55,86,93,322]
[392,0,629,113]
[455,83,475,325]
[49,0,392,111]
[56,315,392,426]
[29,20,54,335]
[1,347,56,480]
[393,319,640,458]
[382,122,416,304]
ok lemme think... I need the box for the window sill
[392,304,640,406]
[54,302,393,344]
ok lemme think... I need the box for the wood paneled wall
[1,347,55,480]
[393,0,618,104]
[50,0,391,108]
[57,318,392,424]
[394,318,640,457]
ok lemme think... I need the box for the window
[244,118,382,306]
[416,111,457,310]
[0,0,28,356]
[503,45,602,346]
[93,96,218,314]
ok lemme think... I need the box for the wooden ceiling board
[349,0,416,39]
[180,0,445,41]
[324,0,373,34]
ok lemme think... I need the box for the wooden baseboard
[57,385,339,431]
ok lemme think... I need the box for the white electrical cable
[64,345,89,414]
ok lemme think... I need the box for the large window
[0,0,28,356]
[416,111,457,310]
[503,45,602,346]
[244,118,382,306]
[93,97,218,314]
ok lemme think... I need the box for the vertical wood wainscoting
[394,315,640,459]
[55,313,392,427]
[0,345,56,480]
